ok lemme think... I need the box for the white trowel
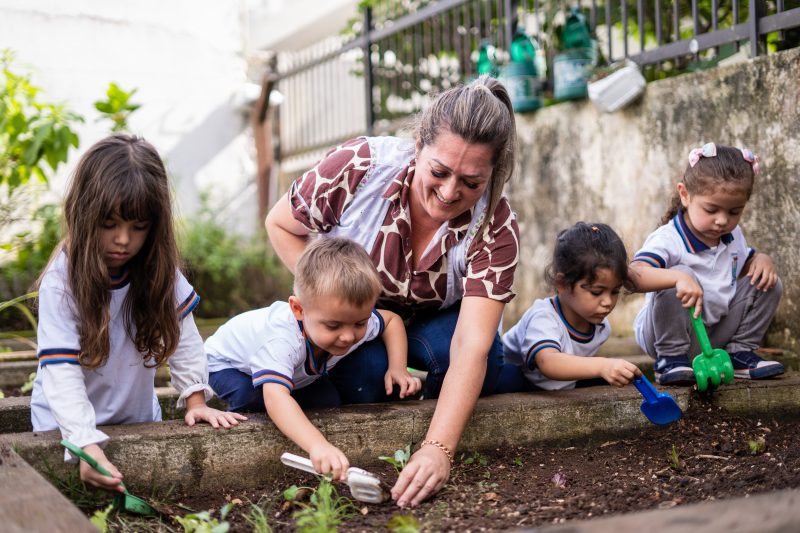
[280,452,391,504]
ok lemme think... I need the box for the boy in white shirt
[205,238,420,479]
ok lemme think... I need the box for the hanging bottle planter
[553,7,598,101]
[499,25,542,112]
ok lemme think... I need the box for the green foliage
[379,444,411,474]
[463,451,488,467]
[94,82,141,133]
[387,513,422,533]
[669,444,682,470]
[243,500,273,533]
[0,49,82,192]
[748,436,766,455]
[179,197,291,319]
[0,291,39,332]
[90,503,115,533]
[293,477,356,533]
[174,503,232,533]
[20,371,36,394]
[513,456,523,467]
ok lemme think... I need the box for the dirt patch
[0,385,26,398]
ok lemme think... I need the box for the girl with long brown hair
[30,134,245,493]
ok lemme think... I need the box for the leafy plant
[94,82,140,133]
[0,292,38,331]
[90,503,114,533]
[0,49,82,193]
[243,500,273,533]
[293,477,356,533]
[387,513,422,533]
[669,444,682,470]
[748,437,766,455]
[513,456,523,467]
[174,503,232,533]
[463,451,488,467]
[379,444,411,474]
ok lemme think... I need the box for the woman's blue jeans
[327,302,504,403]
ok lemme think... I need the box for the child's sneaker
[730,351,785,379]
[654,355,695,385]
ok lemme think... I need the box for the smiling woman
[265,75,519,507]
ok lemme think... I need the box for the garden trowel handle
[633,376,658,402]
[280,452,319,475]
[689,307,713,357]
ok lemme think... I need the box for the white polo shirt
[205,301,384,392]
[633,211,754,334]
[502,296,611,390]
[31,252,214,461]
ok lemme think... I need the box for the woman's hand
[674,271,704,318]
[745,252,779,291]
[391,444,451,507]
[79,444,125,493]
[184,405,248,428]
[384,367,422,398]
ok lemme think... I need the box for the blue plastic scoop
[633,376,682,425]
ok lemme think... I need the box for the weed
[477,481,498,492]
[90,503,114,533]
[243,500,273,533]
[513,456,523,467]
[386,513,422,533]
[669,444,682,470]
[379,444,412,474]
[174,503,232,533]
[748,437,766,455]
[293,477,356,533]
[463,451,488,467]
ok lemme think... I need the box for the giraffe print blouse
[289,136,519,317]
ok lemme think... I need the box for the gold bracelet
[420,439,454,464]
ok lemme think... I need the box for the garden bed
[65,402,800,532]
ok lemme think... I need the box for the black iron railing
[270,0,800,161]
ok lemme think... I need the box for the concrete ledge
[0,359,171,387]
[530,487,800,533]
[2,376,797,496]
[0,444,95,533]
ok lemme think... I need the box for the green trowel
[689,307,734,392]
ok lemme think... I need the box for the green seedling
[669,444,682,470]
[748,437,766,455]
[90,503,114,533]
[174,503,232,533]
[379,444,412,474]
[513,456,524,467]
[463,451,488,467]
[243,500,273,533]
[293,477,356,533]
[387,513,422,533]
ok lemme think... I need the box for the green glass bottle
[477,39,497,76]
[499,26,541,112]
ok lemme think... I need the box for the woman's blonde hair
[416,75,516,237]
[294,238,381,306]
[44,134,180,369]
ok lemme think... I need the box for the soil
[86,403,800,532]
[0,385,26,397]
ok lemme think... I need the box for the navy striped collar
[672,209,733,254]
[550,296,596,344]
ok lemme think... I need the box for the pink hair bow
[740,148,760,176]
[688,142,717,167]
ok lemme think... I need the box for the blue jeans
[328,303,504,403]
[493,363,611,393]
[209,368,341,412]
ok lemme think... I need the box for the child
[495,222,641,393]
[205,237,421,480]
[31,134,245,493]
[631,143,784,385]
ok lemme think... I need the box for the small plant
[174,503,232,533]
[89,503,114,533]
[243,500,273,533]
[513,456,523,467]
[0,292,38,332]
[20,371,36,393]
[379,444,411,473]
[386,513,422,533]
[669,444,682,470]
[293,477,356,533]
[748,437,766,455]
[463,451,488,467]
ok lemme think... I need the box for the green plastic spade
[689,307,734,392]
[61,440,155,516]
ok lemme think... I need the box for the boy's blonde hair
[294,238,381,306]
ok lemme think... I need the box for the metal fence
[271,0,800,164]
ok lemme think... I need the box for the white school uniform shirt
[30,252,214,462]
[205,301,385,392]
[632,211,754,343]
[502,296,611,390]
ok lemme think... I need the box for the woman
[265,76,519,506]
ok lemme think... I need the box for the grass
[293,477,356,533]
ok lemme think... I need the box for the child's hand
[308,443,350,481]
[185,405,248,429]
[745,253,779,291]
[79,444,125,493]
[599,358,641,387]
[384,367,423,398]
[675,272,704,318]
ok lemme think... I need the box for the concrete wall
[505,48,800,347]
